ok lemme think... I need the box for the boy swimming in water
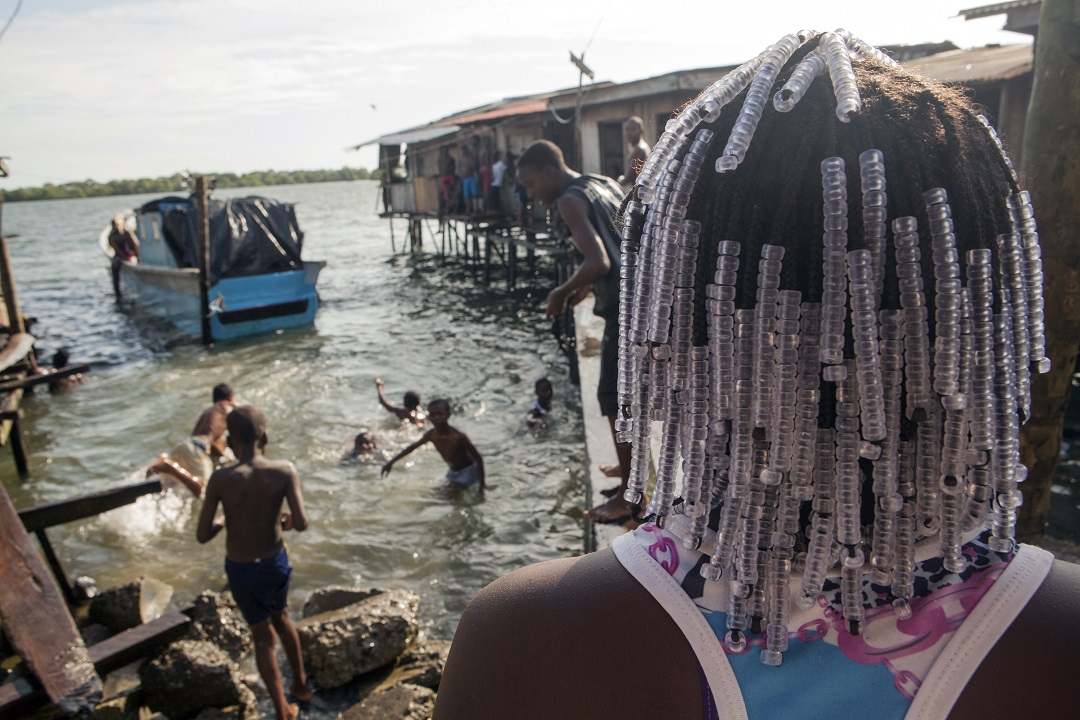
[381,399,485,490]
[525,377,554,429]
[374,377,426,427]
[196,405,312,720]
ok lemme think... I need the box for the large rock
[90,688,139,720]
[186,591,251,660]
[139,640,255,719]
[79,623,115,647]
[302,585,380,618]
[339,684,435,720]
[88,578,174,632]
[386,639,451,691]
[296,589,419,689]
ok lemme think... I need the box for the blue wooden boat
[101,195,325,342]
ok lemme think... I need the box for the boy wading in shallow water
[196,406,312,720]
[381,399,485,490]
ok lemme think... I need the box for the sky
[0,0,1032,189]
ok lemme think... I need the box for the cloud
[0,0,1028,185]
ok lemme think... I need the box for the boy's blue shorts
[225,547,292,626]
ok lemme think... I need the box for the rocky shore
[7,579,448,719]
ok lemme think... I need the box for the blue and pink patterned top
[612,515,1053,720]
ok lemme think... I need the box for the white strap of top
[613,532,748,720]
[905,543,1054,719]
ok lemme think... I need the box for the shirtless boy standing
[196,405,312,720]
[381,399,484,490]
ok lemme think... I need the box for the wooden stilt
[33,529,76,605]
[10,414,28,478]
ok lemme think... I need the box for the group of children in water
[351,375,557,492]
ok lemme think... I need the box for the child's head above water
[403,389,422,411]
[534,378,553,409]
[353,430,376,454]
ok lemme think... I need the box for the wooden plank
[0,676,41,717]
[0,333,35,373]
[0,364,90,393]
[0,611,193,714]
[0,483,101,713]
[0,386,22,446]
[89,611,192,675]
[18,479,163,533]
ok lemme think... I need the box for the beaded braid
[617,30,1048,666]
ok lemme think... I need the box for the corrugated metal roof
[903,43,1032,83]
[351,124,460,149]
[441,99,550,125]
[959,1,1040,20]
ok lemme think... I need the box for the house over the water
[356,40,1034,230]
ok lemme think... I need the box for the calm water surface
[0,180,586,641]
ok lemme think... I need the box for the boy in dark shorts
[381,399,485,490]
[196,405,312,720]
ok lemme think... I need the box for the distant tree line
[0,167,378,202]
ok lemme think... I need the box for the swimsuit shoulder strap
[613,532,749,720]
[904,543,1054,720]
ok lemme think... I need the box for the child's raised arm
[375,377,408,420]
[381,433,431,478]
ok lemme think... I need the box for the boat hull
[118,261,325,342]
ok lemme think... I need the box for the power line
[0,0,24,45]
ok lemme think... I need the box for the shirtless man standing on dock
[622,116,651,189]
[516,140,634,524]
[196,405,312,720]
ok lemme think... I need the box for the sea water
[0,180,587,642]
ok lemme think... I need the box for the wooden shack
[358,41,1034,230]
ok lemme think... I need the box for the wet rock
[339,683,435,720]
[296,589,419,689]
[193,705,259,720]
[186,591,251,660]
[139,640,255,719]
[79,623,115,647]
[90,688,139,720]
[386,639,451,690]
[74,576,99,601]
[302,585,380,618]
[89,578,174,633]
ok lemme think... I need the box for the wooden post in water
[195,176,213,346]
[0,237,25,335]
[0,203,30,478]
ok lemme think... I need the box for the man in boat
[515,140,634,524]
[107,213,139,299]
[196,405,312,720]
[147,383,235,496]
